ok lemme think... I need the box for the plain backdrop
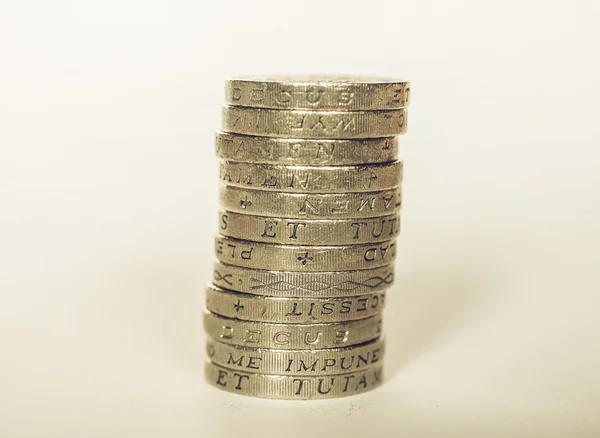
[1,0,600,437]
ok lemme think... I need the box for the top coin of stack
[205,76,410,400]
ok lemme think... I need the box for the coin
[215,132,399,166]
[222,106,407,139]
[205,284,385,324]
[218,209,400,245]
[205,361,383,399]
[203,311,382,350]
[212,261,394,297]
[215,235,397,272]
[219,185,402,219]
[219,160,402,194]
[206,337,385,376]
[225,76,409,110]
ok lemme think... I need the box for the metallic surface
[215,132,398,166]
[215,235,397,271]
[212,261,395,297]
[205,361,384,400]
[205,284,385,324]
[219,185,402,219]
[225,76,409,110]
[218,210,400,245]
[218,160,402,193]
[203,311,383,350]
[205,337,385,376]
[222,106,407,139]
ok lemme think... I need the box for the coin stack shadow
[204,76,410,400]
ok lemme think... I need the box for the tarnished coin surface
[218,209,400,245]
[218,160,402,193]
[205,337,385,376]
[215,132,398,166]
[212,261,395,297]
[219,185,402,219]
[215,235,397,272]
[206,284,385,324]
[203,311,383,350]
[205,361,384,399]
[222,106,407,139]
[225,76,409,110]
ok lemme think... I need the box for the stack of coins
[204,76,410,400]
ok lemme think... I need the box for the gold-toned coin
[212,261,394,297]
[215,235,397,272]
[205,284,385,324]
[218,209,400,245]
[205,361,383,400]
[206,337,385,376]
[225,76,409,110]
[222,106,407,139]
[218,160,402,193]
[219,185,402,219]
[215,132,398,166]
[203,311,382,350]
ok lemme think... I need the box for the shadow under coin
[384,269,481,379]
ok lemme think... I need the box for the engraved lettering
[306,88,323,104]
[273,331,290,345]
[227,353,244,367]
[291,115,305,130]
[357,198,376,212]
[246,356,261,370]
[371,295,380,309]
[206,343,215,358]
[293,379,310,395]
[241,247,253,260]
[243,329,261,343]
[334,329,349,344]
[321,303,334,315]
[231,87,242,101]
[371,219,384,238]
[298,359,318,372]
[357,375,368,388]
[310,116,326,131]
[340,356,354,370]
[364,247,377,262]
[321,359,336,372]
[276,89,291,104]
[216,239,224,255]
[317,378,334,394]
[220,325,233,339]
[342,375,355,392]
[356,298,368,312]
[357,354,369,368]
[381,195,394,209]
[304,331,323,345]
[233,372,250,390]
[220,213,229,231]
[351,221,367,239]
[285,302,303,317]
[261,221,278,238]
[216,370,227,386]
[340,301,352,313]
[331,200,349,214]
[250,88,264,103]
[315,143,335,160]
[286,222,306,239]
[338,90,354,105]
[258,142,274,159]
[299,198,321,215]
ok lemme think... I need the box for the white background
[1,0,600,436]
